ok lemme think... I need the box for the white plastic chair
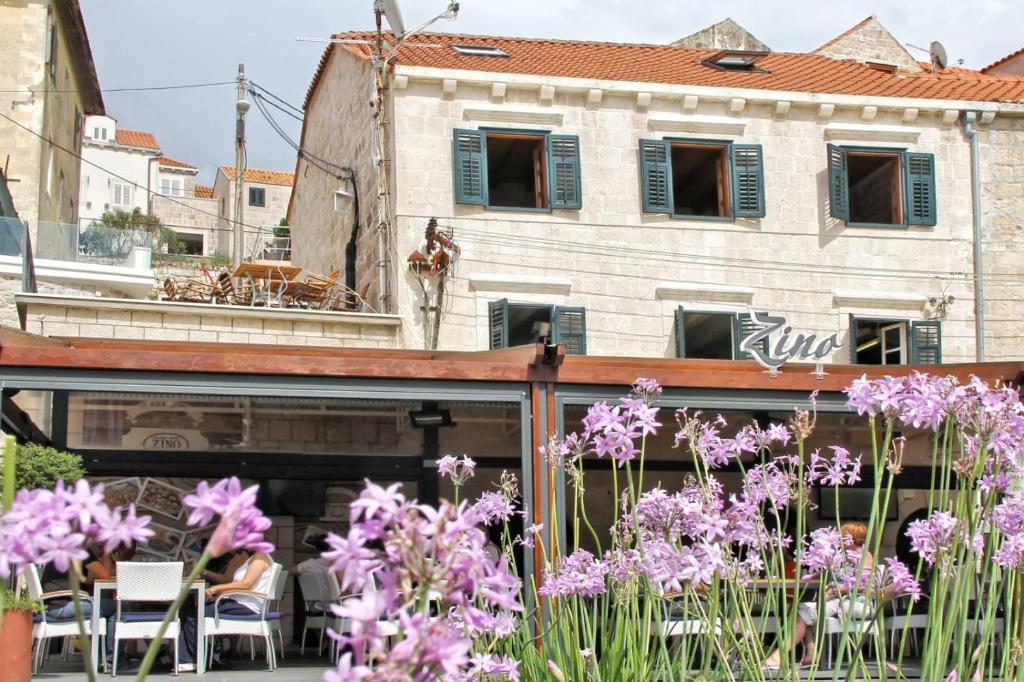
[298,571,330,655]
[24,564,106,675]
[203,561,281,672]
[268,566,288,660]
[112,561,184,677]
[822,601,879,669]
[883,595,928,657]
[328,572,400,664]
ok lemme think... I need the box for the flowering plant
[325,372,1024,682]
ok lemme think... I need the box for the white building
[288,17,1024,366]
[79,115,161,227]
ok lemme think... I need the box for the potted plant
[0,589,41,682]
[0,443,84,491]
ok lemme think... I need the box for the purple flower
[800,527,853,576]
[469,491,515,526]
[807,446,862,487]
[538,550,608,598]
[438,455,476,485]
[182,477,274,557]
[905,512,959,566]
[95,504,154,554]
[323,652,371,682]
[349,480,406,526]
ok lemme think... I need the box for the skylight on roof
[452,44,509,58]
[701,50,769,72]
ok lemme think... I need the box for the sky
[79,1,1023,185]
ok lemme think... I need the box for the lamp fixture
[334,185,353,211]
[408,408,455,428]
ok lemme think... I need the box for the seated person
[290,535,331,576]
[178,549,274,671]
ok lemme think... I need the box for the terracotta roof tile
[984,46,1024,73]
[194,184,214,199]
[219,166,294,187]
[157,156,196,170]
[114,129,160,150]
[307,31,1024,107]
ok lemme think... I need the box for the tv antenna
[906,40,957,72]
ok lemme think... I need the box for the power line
[0,110,270,234]
[249,90,303,123]
[248,81,304,117]
[0,81,235,95]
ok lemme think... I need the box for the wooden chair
[215,271,253,306]
[163,277,213,304]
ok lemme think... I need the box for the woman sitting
[178,549,274,671]
[765,521,874,668]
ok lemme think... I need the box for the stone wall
[381,77,992,362]
[149,193,220,256]
[289,49,382,315]
[18,293,402,347]
[813,17,922,72]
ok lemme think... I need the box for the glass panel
[67,393,425,455]
[683,311,733,359]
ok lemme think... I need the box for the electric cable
[0,81,234,94]
[247,81,305,117]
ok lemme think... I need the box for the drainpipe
[963,111,985,362]
[343,170,360,303]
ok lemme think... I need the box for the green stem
[68,568,97,682]
[2,435,15,512]
[135,552,211,681]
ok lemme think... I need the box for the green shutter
[734,312,768,360]
[732,144,765,218]
[488,298,509,350]
[453,129,487,205]
[910,320,942,364]
[639,139,672,214]
[553,306,587,355]
[674,306,686,358]
[548,135,582,210]
[849,314,860,364]
[827,143,849,222]
[904,152,937,226]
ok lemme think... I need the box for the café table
[232,261,304,307]
[90,578,206,675]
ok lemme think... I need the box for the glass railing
[35,221,152,269]
[0,216,25,257]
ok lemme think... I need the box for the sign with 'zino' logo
[738,310,842,375]
[142,432,189,450]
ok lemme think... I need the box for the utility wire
[249,90,304,123]
[0,111,270,234]
[0,81,235,94]
[248,81,304,116]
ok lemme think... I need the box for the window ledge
[655,281,754,304]
[462,105,564,126]
[833,291,927,311]
[468,273,572,295]
[824,123,921,144]
[647,114,745,136]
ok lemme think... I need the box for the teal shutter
[904,152,937,226]
[553,306,587,355]
[674,306,686,358]
[827,143,849,222]
[639,139,672,214]
[453,129,487,205]
[734,312,768,360]
[732,144,765,218]
[849,314,859,364]
[488,298,509,349]
[548,135,582,210]
[910,320,942,364]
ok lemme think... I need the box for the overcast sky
[79,1,1022,184]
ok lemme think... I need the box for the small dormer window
[701,50,769,72]
[452,44,508,58]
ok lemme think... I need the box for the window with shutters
[452,129,581,211]
[111,182,132,207]
[827,145,936,227]
[161,178,183,197]
[639,138,764,220]
[673,308,768,360]
[849,316,942,365]
[488,299,587,355]
[249,187,266,207]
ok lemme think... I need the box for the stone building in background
[212,167,294,260]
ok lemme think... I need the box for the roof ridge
[813,15,876,53]
[984,45,1024,72]
[333,29,724,53]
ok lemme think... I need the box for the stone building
[0,0,104,236]
[213,167,293,259]
[79,115,161,226]
[288,19,1024,366]
[149,157,218,255]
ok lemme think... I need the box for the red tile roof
[158,156,196,170]
[114,129,160,150]
[307,31,1024,107]
[984,46,1024,73]
[194,184,214,198]
[219,166,294,187]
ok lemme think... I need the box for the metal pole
[232,64,248,270]
[963,111,985,362]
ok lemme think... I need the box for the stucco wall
[382,79,989,362]
[288,49,381,312]
[79,140,159,225]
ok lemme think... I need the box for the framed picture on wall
[145,523,186,557]
[102,477,143,509]
[137,478,186,519]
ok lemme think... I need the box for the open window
[488,299,586,355]
[827,144,936,227]
[176,233,204,255]
[453,129,581,211]
[673,308,767,360]
[849,316,941,365]
[640,139,764,219]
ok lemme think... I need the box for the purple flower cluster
[905,511,961,566]
[539,549,609,598]
[579,380,663,467]
[469,491,516,527]
[807,446,862,487]
[183,477,274,557]
[675,411,792,470]
[0,480,153,577]
[322,480,522,679]
[799,527,853,576]
[443,654,520,682]
[438,455,476,486]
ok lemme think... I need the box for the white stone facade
[212,168,293,259]
[290,51,1024,364]
[79,115,160,226]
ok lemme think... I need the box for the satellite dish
[376,0,407,38]
[930,41,948,70]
